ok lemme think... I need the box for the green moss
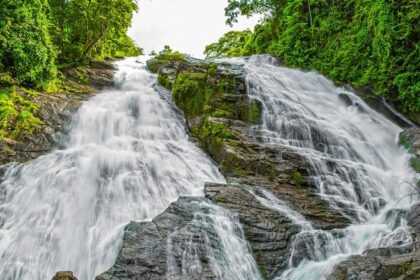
[213,196,230,204]
[399,133,412,150]
[0,86,42,140]
[227,140,239,147]
[197,119,232,142]
[75,66,89,85]
[212,109,232,118]
[248,99,262,123]
[61,84,86,94]
[411,157,420,173]
[172,72,208,117]
[265,165,277,181]
[0,72,16,86]
[208,62,218,76]
[158,73,174,90]
[0,87,18,139]
[399,261,413,274]
[292,171,304,187]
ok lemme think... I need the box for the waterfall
[239,55,418,279]
[166,201,261,280]
[0,54,417,280]
[0,58,224,280]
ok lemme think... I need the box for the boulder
[328,202,420,280]
[52,271,78,280]
[147,56,350,230]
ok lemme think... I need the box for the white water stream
[166,201,261,280]
[0,58,225,279]
[0,55,417,280]
[240,56,418,279]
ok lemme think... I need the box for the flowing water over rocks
[0,58,224,279]
[241,56,418,279]
[115,54,418,280]
[0,55,418,280]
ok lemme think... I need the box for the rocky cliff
[0,61,116,165]
[96,55,359,279]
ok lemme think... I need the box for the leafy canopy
[0,0,141,88]
[204,30,253,59]
[213,0,420,114]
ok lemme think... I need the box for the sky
[128,0,260,58]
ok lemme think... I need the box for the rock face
[96,55,351,279]
[328,203,420,280]
[400,127,420,158]
[146,54,350,230]
[0,61,116,165]
[97,184,301,280]
[407,203,420,230]
[400,127,420,174]
[97,197,207,280]
[97,55,419,279]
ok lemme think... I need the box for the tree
[0,0,57,87]
[220,0,420,114]
[49,0,141,63]
[204,30,253,59]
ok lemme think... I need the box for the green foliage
[0,0,140,89]
[153,55,262,124]
[204,30,253,59]
[0,0,141,137]
[292,171,303,187]
[147,46,187,74]
[172,72,208,116]
[399,133,412,150]
[48,0,141,62]
[0,0,57,88]
[0,87,41,140]
[248,99,262,124]
[216,0,420,114]
[411,157,420,173]
[155,46,187,61]
[74,66,89,85]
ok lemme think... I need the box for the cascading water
[0,53,417,280]
[166,201,261,280]
[239,55,418,279]
[0,58,224,280]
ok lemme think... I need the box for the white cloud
[128,0,259,58]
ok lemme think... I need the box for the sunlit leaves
[222,0,419,113]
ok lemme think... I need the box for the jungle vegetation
[0,0,141,89]
[205,0,419,114]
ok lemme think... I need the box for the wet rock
[407,203,420,231]
[0,61,116,165]
[400,127,420,158]
[147,56,350,230]
[338,93,366,113]
[328,203,420,280]
[327,248,420,280]
[52,271,78,280]
[97,183,305,279]
[97,56,352,279]
[400,127,420,173]
[205,183,300,278]
[96,197,224,280]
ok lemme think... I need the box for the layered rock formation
[328,202,420,280]
[96,55,356,279]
